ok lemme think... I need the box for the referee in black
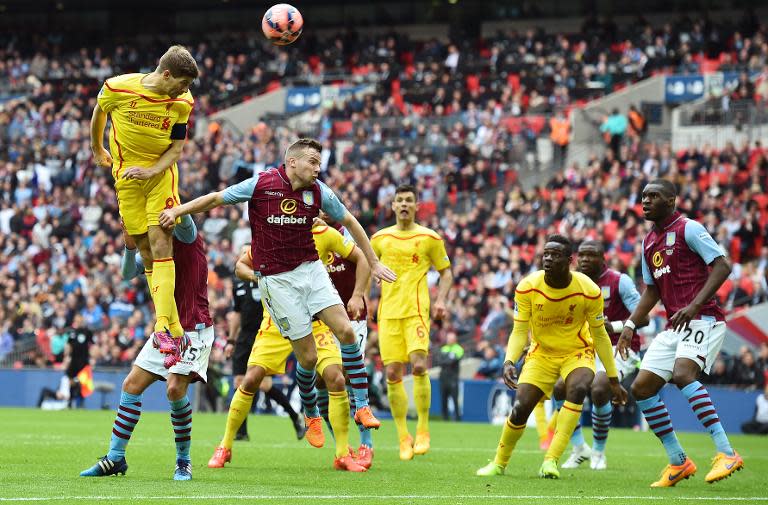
[226,246,305,441]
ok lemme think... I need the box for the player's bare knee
[336,325,356,345]
[122,375,142,395]
[671,370,697,389]
[509,401,530,425]
[386,365,403,383]
[591,386,611,407]
[241,370,262,394]
[298,354,318,371]
[630,379,651,400]
[166,382,186,401]
[326,371,346,392]
[566,383,590,403]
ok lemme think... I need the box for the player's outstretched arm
[158,191,226,229]
[90,104,113,168]
[339,211,397,283]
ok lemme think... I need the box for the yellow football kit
[98,73,193,235]
[312,224,355,268]
[372,224,450,365]
[247,311,341,377]
[506,270,619,397]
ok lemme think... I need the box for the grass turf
[0,407,765,504]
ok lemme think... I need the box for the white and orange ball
[262,4,303,46]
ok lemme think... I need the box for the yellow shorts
[518,347,595,398]
[378,315,430,365]
[247,316,341,377]
[114,163,181,236]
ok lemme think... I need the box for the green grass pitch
[1,407,766,504]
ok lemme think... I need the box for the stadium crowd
[1,15,768,393]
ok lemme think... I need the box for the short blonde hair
[158,45,199,79]
[285,138,322,161]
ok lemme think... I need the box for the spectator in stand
[741,384,768,435]
[438,331,464,421]
[732,349,765,390]
[705,357,733,385]
[476,342,504,380]
[628,104,647,141]
[600,108,628,158]
[549,109,570,169]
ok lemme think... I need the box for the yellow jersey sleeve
[314,225,354,259]
[97,80,121,113]
[371,234,382,259]
[427,235,451,271]
[176,92,194,124]
[585,287,606,328]
[513,280,532,323]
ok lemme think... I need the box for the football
[262,4,303,46]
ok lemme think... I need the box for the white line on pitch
[1,496,767,502]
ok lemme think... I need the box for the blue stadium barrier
[429,378,760,433]
[0,368,196,412]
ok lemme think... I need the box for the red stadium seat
[618,252,634,268]
[700,58,721,74]
[332,121,353,138]
[730,236,741,264]
[604,220,619,243]
[507,74,520,92]
[417,201,437,221]
[466,74,480,92]
[526,116,546,136]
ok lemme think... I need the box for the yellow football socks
[144,270,154,302]
[221,387,254,450]
[387,379,410,441]
[413,372,431,435]
[547,407,559,433]
[152,258,183,336]
[546,400,582,461]
[329,390,351,458]
[494,419,526,467]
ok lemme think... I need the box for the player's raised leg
[318,304,379,429]
[80,366,155,476]
[476,383,543,476]
[289,333,325,448]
